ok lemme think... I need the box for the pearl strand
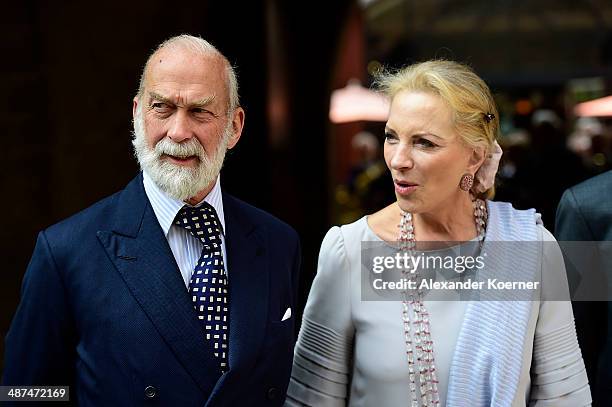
[398,199,487,406]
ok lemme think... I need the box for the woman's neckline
[363,213,483,248]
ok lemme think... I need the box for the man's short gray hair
[137,34,239,112]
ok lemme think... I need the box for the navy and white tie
[174,203,229,373]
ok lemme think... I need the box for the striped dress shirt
[142,171,228,288]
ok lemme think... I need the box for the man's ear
[227,107,245,150]
[132,97,139,119]
[467,145,487,174]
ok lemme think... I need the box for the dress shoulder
[305,225,354,330]
[286,224,357,407]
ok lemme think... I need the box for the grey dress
[286,217,591,406]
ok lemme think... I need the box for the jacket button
[266,387,278,400]
[144,385,157,399]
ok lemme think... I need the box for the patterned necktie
[174,203,229,373]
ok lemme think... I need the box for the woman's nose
[389,144,414,171]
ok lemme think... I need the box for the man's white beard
[132,106,231,201]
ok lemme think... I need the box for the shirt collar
[142,170,226,237]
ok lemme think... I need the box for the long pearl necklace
[398,198,488,407]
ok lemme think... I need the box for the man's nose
[389,143,414,170]
[167,110,193,143]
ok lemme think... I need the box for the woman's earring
[459,173,474,191]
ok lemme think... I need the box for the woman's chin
[396,196,420,213]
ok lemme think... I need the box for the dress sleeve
[529,226,592,406]
[554,187,606,398]
[285,227,355,407]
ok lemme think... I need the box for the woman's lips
[394,180,418,195]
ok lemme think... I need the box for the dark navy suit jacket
[556,170,612,406]
[2,173,301,406]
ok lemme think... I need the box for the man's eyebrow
[148,92,217,110]
[148,91,173,105]
[189,94,216,108]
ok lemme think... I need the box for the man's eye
[151,102,170,111]
[191,108,215,117]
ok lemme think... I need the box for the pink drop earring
[459,173,474,191]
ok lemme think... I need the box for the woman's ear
[468,145,487,174]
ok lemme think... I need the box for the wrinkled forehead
[142,47,229,103]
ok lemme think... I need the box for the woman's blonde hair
[375,60,500,199]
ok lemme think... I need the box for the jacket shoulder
[568,170,612,203]
[43,189,123,244]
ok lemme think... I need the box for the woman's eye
[384,132,398,142]
[415,138,436,148]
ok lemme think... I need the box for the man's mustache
[154,137,206,160]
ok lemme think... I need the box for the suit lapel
[225,194,269,370]
[96,174,220,397]
[205,193,270,405]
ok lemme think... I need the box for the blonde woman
[286,61,591,406]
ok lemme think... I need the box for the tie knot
[174,203,223,247]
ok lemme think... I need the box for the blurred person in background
[568,117,611,172]
[286,61,590,406]
[335,131,393,224]
[496,109,590,231]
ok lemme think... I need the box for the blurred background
[2,0,612,370]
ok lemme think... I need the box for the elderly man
[2,35,301,406]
